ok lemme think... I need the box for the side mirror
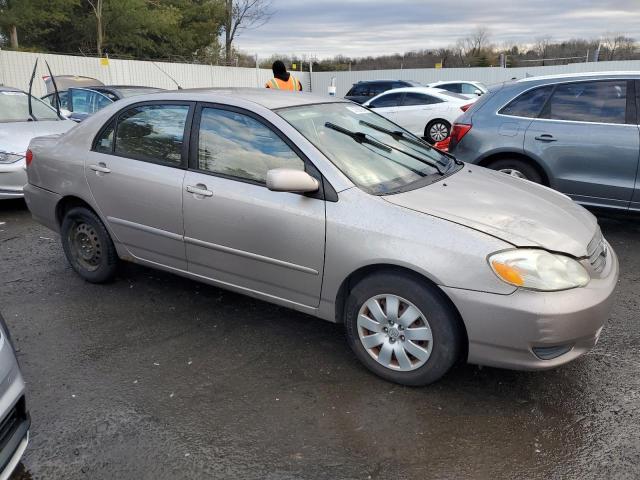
[267,168,319,193]
[60,108,72,118]
[474,89,483,96]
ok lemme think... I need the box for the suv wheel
[344,272,462,386]
[61,206,118,283]
[487,159,542,184]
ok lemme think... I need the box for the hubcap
[69,222,102,271]
[429,123,449,142]
[499,168,527,180]
[357,294,433,372]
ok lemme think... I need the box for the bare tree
[223,0,273,63]
[86,0,105,55]
[601,33,635,60]
[467,27,490,57]
[534,35,552,65]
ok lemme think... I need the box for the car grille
[0,397,25,452]
[586,228,607,274]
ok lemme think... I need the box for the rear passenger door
[86,101,193,270]
[394,92,445,136]
[524,79,638,209]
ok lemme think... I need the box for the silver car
[24,89,618,386]
[0,314,29,480]
[0,86,75,199]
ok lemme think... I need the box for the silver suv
[0,313,29,479]
[449,72,640,212]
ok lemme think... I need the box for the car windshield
[278,103,459,195]
[0,90,60,122]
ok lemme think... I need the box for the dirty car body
[24,88,618,385]
[0,313,29,480]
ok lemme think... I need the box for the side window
[369,83,387,97]
[461,83,480,94]
[402,93,443,106]
[115,104,189,165]
[94,121,115,154]
[369,92,404,108]
[197,107,304,184]
[440,84,462,93]
[544,80,627,124]
[500,86,554,118]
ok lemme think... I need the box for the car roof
[0,86,24,93]
[430,80,477,84]
[373,86,453,96]
[516,71,640,83]
[110,88,347,110]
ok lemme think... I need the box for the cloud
[234,0,640,58]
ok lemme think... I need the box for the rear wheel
[424,120,451,144]
[61,207,118,283]
[344,272,462,386]
[486,158,543,184]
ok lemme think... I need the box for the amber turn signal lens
[491,261,524,286]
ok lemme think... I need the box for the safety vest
[266,76,301,91]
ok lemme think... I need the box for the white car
[363,87,475,143]
[427,81,488,99]
[0,86,75,199]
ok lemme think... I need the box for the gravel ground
[1,199,638,479]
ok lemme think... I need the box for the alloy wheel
[357,294,433,371]
[429,123,449,142]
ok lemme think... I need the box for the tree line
[0,0,271,65]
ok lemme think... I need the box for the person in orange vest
[265,60,303,91]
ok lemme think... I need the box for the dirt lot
[1,199,639,479]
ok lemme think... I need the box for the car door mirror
[60,108,72,118]
[267,168,319,193]
[474,89,483,96]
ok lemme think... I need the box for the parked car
[25,89,618,386]
[0,86,76,199]
[363,87,475,143]
[0,313,30,480]
[449,72,640,212]
[43,85,165,122]
[345,80,422,104]
[427,80,488,99]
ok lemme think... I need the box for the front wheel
[344,272,463,386]
[424,120,451,144]
[61,206,118,283]
[486,158,543,184]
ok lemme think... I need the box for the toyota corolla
[23,89,618,386]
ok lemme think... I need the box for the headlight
[489,249,590,291]
[0,152,25,164]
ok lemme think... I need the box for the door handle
[89,162,111,174]
[186,184,213,197]
[534,134,556,142]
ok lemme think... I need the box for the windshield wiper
[324,122,392,152]
[359,120,451,167]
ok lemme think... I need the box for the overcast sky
[235,0,640,59]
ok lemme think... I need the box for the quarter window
[197,108,304,183]
[369,92,404,108]
[439,83,462,94]
[115,104,189,165]
[500,86,554,118]
[461,83,480,94]
[544,80,627,124]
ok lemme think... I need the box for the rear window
[500,86,554,118]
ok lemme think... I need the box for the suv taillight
[448,124,472,150]
[25,149,33,167]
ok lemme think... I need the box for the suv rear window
[500,86,553,118]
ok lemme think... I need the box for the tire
[61,206,118,283]
[424,120,451,144]
[486,158,543,184]
[344,272,463,386]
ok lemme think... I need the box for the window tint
[70,89,113,115]
[347,84,366,96]
[440,83,462,93]
[369,92,404,108]
[95,121,115,153]
[369,83,389,96]
[197,108,304,183]
[402,93,443,106]
[115,104,189,165]
[500,86,553,118]
[544,80,627,124]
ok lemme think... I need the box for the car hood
[383,165,597,258]
[0,120,75,155]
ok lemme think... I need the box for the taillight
[448,123,472,150]
[460,103,474,112]
[434,137,450,152]
[26,149,33,166]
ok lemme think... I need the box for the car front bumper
[0,159,27,200]
[442,244,619,371]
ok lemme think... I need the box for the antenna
[45,60,62,118]
[151,61,182,90]
[28,58,38,121]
